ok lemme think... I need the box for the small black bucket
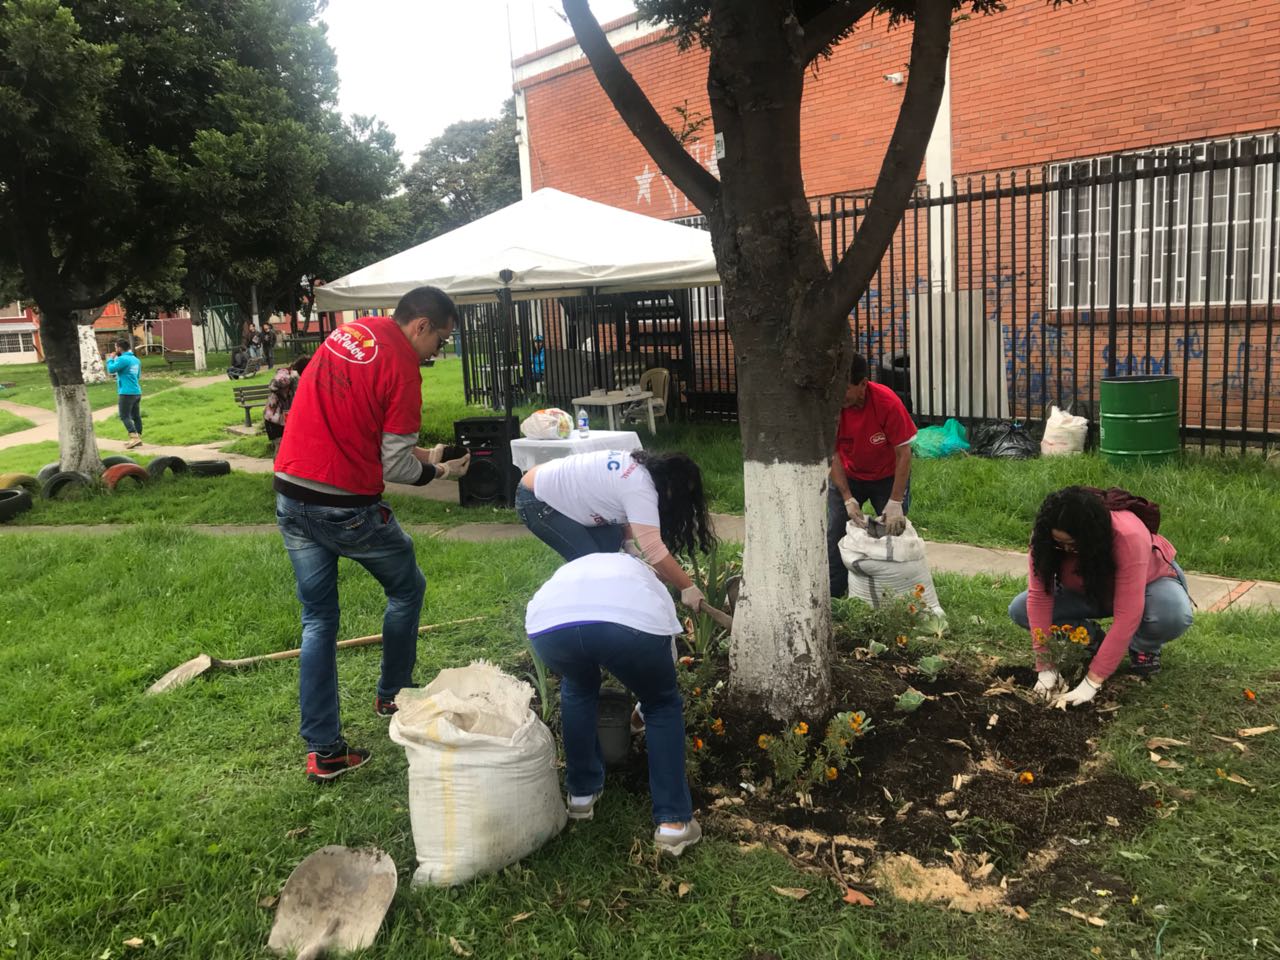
[596,688,633,768]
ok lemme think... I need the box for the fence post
[1106,169,1121,377]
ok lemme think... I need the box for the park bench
[164,350,196,367]
[231,383,272,427]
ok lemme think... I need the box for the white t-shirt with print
[532,449,660,528]
[525,553,682,637]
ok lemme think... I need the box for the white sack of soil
[838,519,945,616]
[389,660,566,886]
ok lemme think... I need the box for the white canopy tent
[313,187,720,310]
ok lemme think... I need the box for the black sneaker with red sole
[1128,649,1161,678]
[374,695,398,719]
[306,742,371,782]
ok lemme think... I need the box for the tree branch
[63,278,131,313]
[800,0,878,65]
[819,0,952,320]
[562,0,720,215]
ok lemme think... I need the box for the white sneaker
[654,818,702,856]
[567,790,602,820]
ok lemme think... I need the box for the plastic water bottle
[576,408,590,438]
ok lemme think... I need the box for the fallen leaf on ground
[1105,816,1121,828]
[123,939,144,949]
[284,826,309,839]
[842,887,875,906]
[448,937,473,958]
[1216,770,1253,786]
[677,882,691,898]
[1211,735,1242,744]
[509,912,534,923]
[771,886,811,900]
[1010,906,1030,921]
[987,713,999,728]
[257,895,279,909]
[1145,737,1189,750]
[896,802,914,821]
[1059,907,1107,927]
[1238,725,1278,738]
[1154,758,1183,770]
[945,738,972,751]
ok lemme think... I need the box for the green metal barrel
[1099,375,1180,467]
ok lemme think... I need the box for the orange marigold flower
[838,738,849,748]
[793,722,809,736]
[1244,688,1257,701]
[711,718,725,736]
[1032,627,1046,643]
[1018,771,1035,785]
[895,635,908,647]
[692,687,701,697]
[913,583,926,597]
[907,604,918,615]
[849,713,864,730]
[1050,624,1060,633]
[692,737,704,751]
[757,734,772,750]
[678,656,695,668]
[825,766,839,782]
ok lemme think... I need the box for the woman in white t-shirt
[515,449,715,612]
[526,553,701,856]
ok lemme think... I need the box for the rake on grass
[146,616,486,695]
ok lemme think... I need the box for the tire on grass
[0,487,33,523]
[102,463,150,491]
[0,473,40,494]
[146,456,189,480]
[40,470,95,501]
[101,455,138,469]
[187,459,231,478]
[37,462,62,485]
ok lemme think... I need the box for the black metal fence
[462,133,1280,452]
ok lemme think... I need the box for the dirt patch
[616,652,1152,913]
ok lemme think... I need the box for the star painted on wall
[635,164,655,204]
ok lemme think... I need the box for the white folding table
[571,390,657,433]
[509,429,644,471]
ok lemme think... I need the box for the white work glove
[881,499,907,536]
[433,452,470,481]
[424,443,446,464]
[844,498,868,528]
[1053,676,1100,709]
[680,584,705,613]
[1032,668,1061,700]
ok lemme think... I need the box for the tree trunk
[187,284,208,371]
[41,306,104,475]
[77,321,108,385]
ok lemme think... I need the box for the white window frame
[1048,134,1279,310]
[0,331,36,354]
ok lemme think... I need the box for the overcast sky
[320,0,638,164]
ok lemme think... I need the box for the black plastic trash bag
[971,420,1039,459]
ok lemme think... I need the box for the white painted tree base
[728,459,833,718]
[192,319,207,371]
[54,384,102,476]
[77,324,108,384]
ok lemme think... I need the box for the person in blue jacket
[106,339,143,449]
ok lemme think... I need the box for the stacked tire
[0,474,36,523]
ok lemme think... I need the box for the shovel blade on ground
[267,845,397,956]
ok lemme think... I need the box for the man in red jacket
[275,286,470,782]
[827,352,917,598]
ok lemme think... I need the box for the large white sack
[388,661,566,887]
[1041,405,1088,456]
[837,519,945,615]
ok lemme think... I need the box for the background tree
[401,98,522,245]
[563,0,1068,717]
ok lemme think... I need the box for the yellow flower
[849,712,864,731]
[757,734,772,750]
[838,738,849,748]
[1018,771,1035,785]
[895,635,908,647]
[711,717,725,736]
[825,766,839,781]
[1032,627,1046,643]
[793,722,809,736]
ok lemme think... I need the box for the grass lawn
[0,358,182,412]
[95,380,252,446]
[0,408,35,436]
[1,532,1277,959]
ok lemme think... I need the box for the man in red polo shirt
[827,352,917,597]
[274,285,470,782]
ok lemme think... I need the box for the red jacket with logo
[834,382,917,481]
[276,316,422,495]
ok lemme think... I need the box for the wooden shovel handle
[701,604,734,631]
[218,616,486,668]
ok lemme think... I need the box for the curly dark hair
[1030,486,1115,608]
[631,450,716,557]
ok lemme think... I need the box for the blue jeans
[827,476,912,597]
[515,484,624,561]
[1008,562,1193,655]
[276,494,427,752]
[118,394,142,435]
[530,622,692,825]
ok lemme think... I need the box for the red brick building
[512,1,1280,442]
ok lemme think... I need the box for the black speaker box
[454,416,520,508]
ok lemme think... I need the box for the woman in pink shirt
[1008,486,1193,708]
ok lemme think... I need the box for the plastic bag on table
[520,408,574,440]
